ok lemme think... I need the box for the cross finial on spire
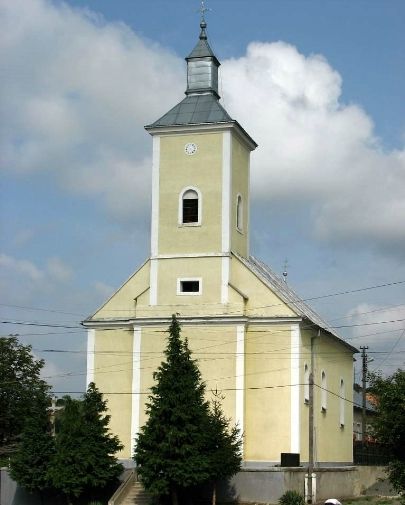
[282,259,289,283]
[199,0,210,23]
[197,1,211,39]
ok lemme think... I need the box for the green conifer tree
[10,395,55,501]
[207,396,242,505]
[49,384,123,504]
[134,315,212,505]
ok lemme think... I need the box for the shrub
[279,490,305,505]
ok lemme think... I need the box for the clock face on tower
[184,142,198,155]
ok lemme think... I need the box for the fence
[353,441,390,466]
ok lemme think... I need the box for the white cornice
[151,252,231,259]
[82,315,303,328]
[145,122,257,152]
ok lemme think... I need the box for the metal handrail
[108,468,137,505]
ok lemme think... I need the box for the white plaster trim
[86,329,95,387]
[146,123,257,152]
[222,131,231,253]
[150,136,160,257]
[83,315,303,328]
[290,324,300,453]
[131,326,142,456]
[152,252,230,259]
[221,256,230,303]
[149,259,158,305]
[177,277,202,295]
[246,156,251,257]
[178,186,202,226]
[236,325,245,452]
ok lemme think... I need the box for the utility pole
[360,346,369,446]
[307,335,316,503]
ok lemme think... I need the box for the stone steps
[122,481,151,505]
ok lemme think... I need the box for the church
[84,15,357,474]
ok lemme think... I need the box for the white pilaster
[149,258,158,305]
[236,325,245,450]
[221,131,232,303]
[290,324,300,453]
[222,131,232,252]
[86,329,95,387]
[150,136,160,257]
[246,155,251,258]
[221,256,230,304]
[131,326,142,457]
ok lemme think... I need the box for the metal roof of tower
[146,94,232,127]
[145,13,257,149]
[186,19,219,64]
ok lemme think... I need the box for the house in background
[83,16,358,475]
[353,387,377,442]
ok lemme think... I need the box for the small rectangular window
[177,278,202,295]
[181,280,199,292]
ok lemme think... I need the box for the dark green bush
[279,490,305,505]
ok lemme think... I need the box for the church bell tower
[145,16,257,308]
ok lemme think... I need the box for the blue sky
[1,0,404,394]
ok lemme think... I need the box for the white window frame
[304,363,309,404]
[178,186,202,226]
[339,378,345,427]
[177,277,202,296]
[321,370,327,412]
[236,193,243,233]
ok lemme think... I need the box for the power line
[0,303,86,317]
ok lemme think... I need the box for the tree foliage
[49,383,123,504]
[135,315,212,504]
[0,336,51,458]
[135,316,242,505]
[10,396,55,496]
[369,369,405,494]
[207,396,242,505]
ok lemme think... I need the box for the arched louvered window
[236,194,243,232]
[321,370,327,411]
[340,378,345,427]
[179,188,201,225]
[304,363,310,403]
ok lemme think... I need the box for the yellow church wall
[299,329,354,463]
[244,324,292,461]
[230,256,297,318]
[92,260,150,319]
[299,329,311,462]
[138,324,238,435]
[93,328,133,459]
[138,325,167,431]
[315,333,353,463]
[158,133,223,255]
[230,133,249,258]
[150,256,223,316]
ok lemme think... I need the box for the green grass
[344,497,401,505]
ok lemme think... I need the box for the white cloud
[94,281,114,299]
[346,303,405,376]
[47,257,73,282]
[221,42,405,251]
[1,0,183,220]
[0,253,74,306]
[1,0,404,254]
[0,253,43,281]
